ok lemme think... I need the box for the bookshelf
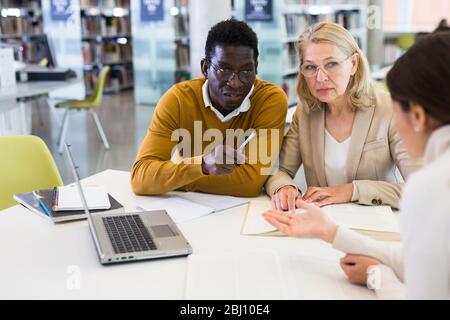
[131,0,190,105]
[234,0,368,107]
[80,0,134,94]
[0,0,48,64]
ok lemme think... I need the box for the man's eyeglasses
[207,60,255,84]
[300,55,353,78]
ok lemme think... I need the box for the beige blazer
[265,87,422,208]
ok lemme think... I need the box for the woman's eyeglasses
[300,55,352,78]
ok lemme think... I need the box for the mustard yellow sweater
[131,78,287,197]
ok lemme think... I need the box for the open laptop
[64,144,193,265]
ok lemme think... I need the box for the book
[137,191,249,224]
[241,197,401,241]
[14,189,123,223]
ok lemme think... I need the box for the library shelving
[80,0,134,94]
[131,0,190,105]
[234,0,368,107]
[0,0,48,64]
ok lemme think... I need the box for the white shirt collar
[424,124,450,164]
[202,80,254,123]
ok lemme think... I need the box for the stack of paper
[185,250,375,300]
[241,197,401,241]
[54,185,111,211]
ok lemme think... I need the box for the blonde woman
[266,23,421,210]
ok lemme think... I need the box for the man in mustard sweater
[131,19,288,197]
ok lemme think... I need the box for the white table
[0,170,375,299]
[0,79,80,135]
[0,79,80,102]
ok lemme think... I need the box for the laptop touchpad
[151,225,178,238]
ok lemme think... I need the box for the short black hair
[205,19,259,63]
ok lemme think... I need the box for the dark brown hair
[387,33,450,125]
[434,19,450,33]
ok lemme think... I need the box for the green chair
[397,33,415,51]
[55,66,111,154]
[0,135,63,211]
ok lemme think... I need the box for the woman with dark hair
[263,33,450,299]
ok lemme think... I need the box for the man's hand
[202,145,246,176]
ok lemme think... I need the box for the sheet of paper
[171,191,249,212]
[56,185,110,211]
[242,197,400,236]
[241,198,278,235]
[322,204,400,233]
[185,250,375,300]
[137,197,213,224]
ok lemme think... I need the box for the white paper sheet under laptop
[241,197,401,241]
[137,191,248,224]
[64,144,192,265]
[185,250,375,300]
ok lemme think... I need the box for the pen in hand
[237,131,256,152]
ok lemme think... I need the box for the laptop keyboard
[103,215,157,254]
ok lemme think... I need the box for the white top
[202,79,254,123]
[324,130,352,186]
[333,125,450,299]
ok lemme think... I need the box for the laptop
[64,144,193,265]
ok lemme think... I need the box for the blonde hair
[296,22,375,113]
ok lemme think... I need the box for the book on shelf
[241,197,401,241]
[335,10,360,30]
[174,14,189,38]
[14,188,124,223]
[282,76,298,107]
[283,14,309,38]
[81,15,100,36]
[282,42,298,71]
[176,44,189,69]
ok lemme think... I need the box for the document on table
[241,196,401,241]
[54,185,111,211]
[137,192,249,224]
[185,250,375,300]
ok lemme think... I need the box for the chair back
[0,135,63,210]
[87,65,110,107]
[397,34,415,51]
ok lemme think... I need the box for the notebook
[241,197,401,241]
[14,188,123,223]
[137,191,249,224]
[53,185,111,211]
